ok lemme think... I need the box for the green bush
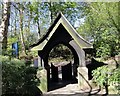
[92,65,120,94]
[1,55,42,95]
[92,65,112,87]
[109,67,120,94]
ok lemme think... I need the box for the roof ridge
[30,12,92,50]
[30,13,62,48]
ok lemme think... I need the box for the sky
[74,17,85,28]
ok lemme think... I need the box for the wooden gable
[31,12,92,51]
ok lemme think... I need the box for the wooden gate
[51,64,58,82]
[62,62,72,81]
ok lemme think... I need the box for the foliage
[0,1,11,53]
[28,2,82,33]
[109,67,120,94]
[92,65,120,94]
[47,2,81,24]
[78,2,120,59]
[1,55,42,95]
[2,2,84,57]
[49,44,74,63]
[37,69,47,92]
[92,65,112,87]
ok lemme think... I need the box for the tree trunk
[0,1,11,55]
[36,4,41,39]
[49,1,53,23]
[37,20,41,39]
[14,7,17,36]
[18,3,27,56]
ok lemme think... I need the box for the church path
[43,83,105,96]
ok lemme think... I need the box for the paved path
[43,83,103,96]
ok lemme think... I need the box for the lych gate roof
[31,12,92,51]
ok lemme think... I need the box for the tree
[28,2,82,37]
[28,2,49,39]
[48,2,81,25]
[7,2,40,57]
[5,1,84,57]
[78,2,120,58]
[18,3,27,56]
[0,1,11,55]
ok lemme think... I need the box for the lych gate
[31,13,93,92]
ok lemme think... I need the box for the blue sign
[12,42,19,57]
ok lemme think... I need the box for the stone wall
[77,67,91,91]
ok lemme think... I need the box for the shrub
[1,55,42,95]
[109,67,120,94]
[92,65,112,87]
[92,65,120,94]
